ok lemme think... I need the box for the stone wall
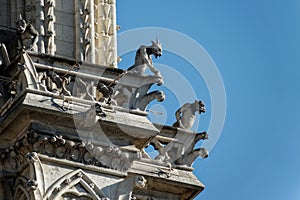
[55,1,75,58]
[0,0,118,67]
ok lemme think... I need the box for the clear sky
[117,1,300,200]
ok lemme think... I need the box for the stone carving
[45,0,56,54]
[15,14,39,51]
[135,176,147,189]
[129,77,165,111]
[96,81,115,104]
[38,70,72,96]
[0,129,140,172]
[14,177,32,199]
[142,138,171,165]
[110,40,165,110]
[173,100,206,130]
[44,169,109,200]
[94,0,117,66]
[127,39,162,78]
[74,77,116,106]
[112,74,164,110]
[143,131,208,167]
[174,132,209,166]
[48,71,72,96]
[76,0,94,62]
[74,77,96,101]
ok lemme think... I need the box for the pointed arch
[44,169,108,200]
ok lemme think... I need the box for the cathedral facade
[0,1,207,199]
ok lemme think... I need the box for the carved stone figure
[96,81,114,104]
[127,39,162,77]
[173,100,206,130]
[129,84,165,111]
[135,176,147,189]
[47,71,71,96]
[174,131,209,166]
[15,15,39,51]
[129,75,165,110]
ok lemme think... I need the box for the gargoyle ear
[15,14,23,22]
[151,40,155,45]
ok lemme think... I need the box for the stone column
[75,0,96,63]
[45,0,56,55]
[94,0,118,68]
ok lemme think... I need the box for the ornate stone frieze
[0,129,141,173]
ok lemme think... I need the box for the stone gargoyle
[15,14,39,51]
[113,39,165,110]
[173,100,206,130]
[129,76,165,110]
[127,38,163,79]
[174,131,209,166]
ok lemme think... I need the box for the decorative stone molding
[75,0,96,62]
[44,169,109,200]
[0,129,141,173]
[45,0,56,55]
[94,0,117,67]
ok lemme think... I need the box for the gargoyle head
[197,100,206,114]
[151,38,162,58]
[15,14,27,33]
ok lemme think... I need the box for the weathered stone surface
[0,1,207,199]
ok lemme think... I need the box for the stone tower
[0,1,208,199]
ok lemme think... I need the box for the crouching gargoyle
[15,14,39,51]
[127,38,163,79]
[173,100,206,130]
[174,131,209,166]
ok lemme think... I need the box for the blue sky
[117,1,300,200]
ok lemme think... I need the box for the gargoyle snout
[154,52,162,58]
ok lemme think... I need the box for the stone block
[55,40,75,58]
[62,1,74,14]
[55,0,63,11]
[55,11,74,26]
[54,24,63,41]
[62,25,75,43]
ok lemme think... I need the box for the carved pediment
[44,169,109,200]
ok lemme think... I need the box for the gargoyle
[129,84,165,110]
[96,81,114,105]
[128,75,165,110]
[135,90,165,111]
[173,100,206,130]
[176,148,208,166]
[174,131,209,166]
[15,14,39,51]
[127,38,162,78]
[47,71,71,96]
